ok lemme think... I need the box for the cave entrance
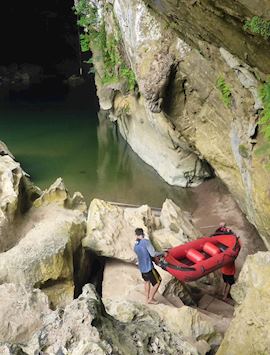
[0,0,81,78]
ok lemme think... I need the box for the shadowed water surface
[0,79,195,209]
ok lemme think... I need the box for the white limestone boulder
[231,251,270,304]
[33,177,87,213]
[0,283,51,344]
[217,251,270,354]
[83,198,155,262]
[152,199,202,249]
[0,154,41,252]
[0,204,86,308]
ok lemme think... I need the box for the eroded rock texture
[217,252,270,354]
[84,0,270,247]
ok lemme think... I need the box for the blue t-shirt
[134,238,161,273]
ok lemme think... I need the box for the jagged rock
[217,251,270,354]
[231,251,270,304]
[104,298,221,354]
[162,278,196,306]
[33,177,87,213]
[83,198,155,262]
[0,283,51,344]
[0,141,14,159]
[0,154,41,252]
[0,344,28,355]
[152,199,202,249]
[24,283,206,355]
[0,156,22,223]
[0,204,86,308]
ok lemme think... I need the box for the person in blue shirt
[134,228,164,304]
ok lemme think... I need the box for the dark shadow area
[73,248,106,299]
[0,0,80,78]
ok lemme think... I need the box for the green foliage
[216,76,232,107]
[120,66,137,91]
[244,16,270,39]
[255,81,270,166]
[73,0,136,91]
[79,33,90,52]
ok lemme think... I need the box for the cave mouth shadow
[73,248,106,299]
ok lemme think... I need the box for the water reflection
[0,81,196,209]
[95,111,195,209]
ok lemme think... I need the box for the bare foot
[148,299,159,304]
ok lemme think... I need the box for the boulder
[0,154,41,252]
[33,177,87,213]
[83,198,155,262]
[104,298,220,354]
[0,204,86,308]
[217,251,270,354]
[152,199,202,249]
[0,141,14,159]
[231,251,270,304]
[217,288,270,355]
[0,283,51,344]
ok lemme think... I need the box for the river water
[0,79,196,209]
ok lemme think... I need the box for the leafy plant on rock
[216,76,232,108]
[255,81,270,164]
[73,0,136,91]
[243,16,270,40]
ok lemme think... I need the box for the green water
[0,80,195,209]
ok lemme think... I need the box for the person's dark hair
[135,228,144,237]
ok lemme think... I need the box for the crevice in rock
[34,278,68,289]
[162,64,178,115]
[73,248,105,299]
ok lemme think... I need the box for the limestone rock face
[0,154,41,252]
[144,0,270,75]
[87,0,211,188]
[0,283,51,344]
[24,283,206,355]
[231,251,270,304]
[152,199,202,249]
[0,141,15,158]
[137,0,270,246]
[105,299,215,354]
[0,204,86,308]
[33,177,87,213]
[114,95,210,187]
[87,0,270,245]
[217,252,270,354]
[83,198,155,262]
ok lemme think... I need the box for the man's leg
[148,281,160,304]
[144,281,150,303]
[223,283,231,300]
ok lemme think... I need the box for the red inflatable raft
[156,234,241,282]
